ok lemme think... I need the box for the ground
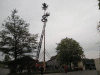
[37,70,97,75]
[0,68,10,75]
[0,68,97,75]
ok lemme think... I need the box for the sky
[0,0,100,61]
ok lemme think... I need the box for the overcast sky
[0,0,100,61]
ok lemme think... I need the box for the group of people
[16,65,24,73]
[10,64,48,75]
[16,65,44,75]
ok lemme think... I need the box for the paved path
[0,68,10,75]
[36,70,97,75]
[0,69,97,75]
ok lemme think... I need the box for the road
[36,70,97,75]
[61,70,97,75]
[0,68,10,75]
[0,69,97,75]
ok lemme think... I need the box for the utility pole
[41,3,50,71]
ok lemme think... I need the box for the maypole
[41,3,50,71]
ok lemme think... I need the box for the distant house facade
[46,55,59,69]
[46,55,83,70]
[94,58,100,71]
[46,59,58,65]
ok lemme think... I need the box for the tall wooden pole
[41,3,50,71]
[44,22,45,71]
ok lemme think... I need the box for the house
[46,55,83,70]
[46,55,59,69]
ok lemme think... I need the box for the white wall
[94,58,100,71]
[78,61,83,67]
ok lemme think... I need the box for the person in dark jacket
[27,65,31,73]
[41,67,44,75]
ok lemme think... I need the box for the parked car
[85,63,96,70]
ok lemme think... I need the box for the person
[41,67,44,75]
[31,65,35,72]
[20,65,23,73]
[27,65,31,73]
[65,66,67,73]
[62,66,65,73]
[90,65,92,70]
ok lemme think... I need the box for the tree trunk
[14,39,17,73]
[70,62,71,70]
[69,58,72,71]
[14,47,17,73]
